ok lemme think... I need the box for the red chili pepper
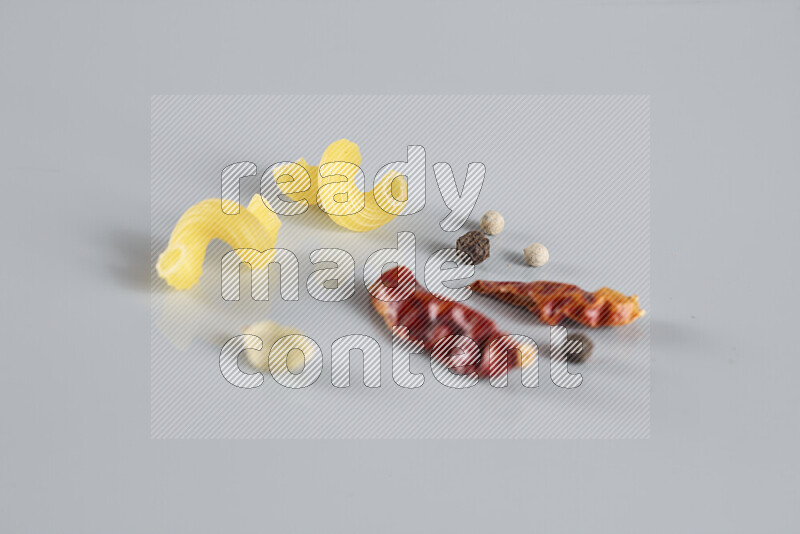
[370,266,534,378]
[470,279,646,328]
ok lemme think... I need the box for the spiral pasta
[272,157,320,206]
[156,195,282,290]
[275,139,407,232]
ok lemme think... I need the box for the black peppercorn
[456,230,490,265]
[564,333,593,363]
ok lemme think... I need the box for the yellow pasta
[275,139,407,232]
[156,195,281,290]
[272,158,320,206]
[323,169,408,232]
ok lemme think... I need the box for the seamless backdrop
[1,1,798,533]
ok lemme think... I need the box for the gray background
[0,0,797,531]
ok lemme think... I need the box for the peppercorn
[523,242,549,267]
[480,210,505,235]
[563,333,593,363]
[457,230,490,265]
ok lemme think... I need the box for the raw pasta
[156,195,281,290]
[275,139,407,232]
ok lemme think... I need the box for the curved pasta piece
[273,138,359,208]
[275,139,407,232]
[323,170,408,232]
[156,195,281,290]
[272,158,320,206]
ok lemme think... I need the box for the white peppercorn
[480,210,505,235]
[241,320,308,373]
[523,243,549,267]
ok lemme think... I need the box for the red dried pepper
[469,279,645,328]
[370,266,534,378]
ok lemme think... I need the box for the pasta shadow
[100,227,157,292]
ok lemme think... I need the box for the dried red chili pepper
[370,266,535,378]
[469,279,645,328]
